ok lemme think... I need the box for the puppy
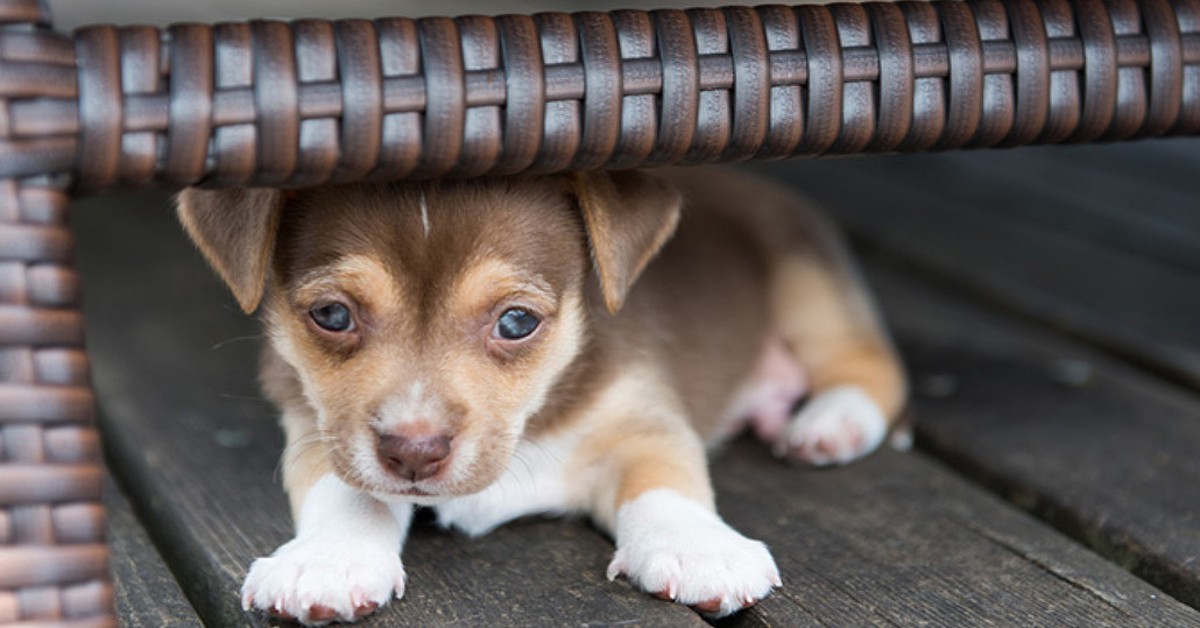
[177,167,907,625]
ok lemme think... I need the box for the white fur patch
[434,435,576,536]
[242,474,410,625]
[373,381,438,434]
[607,489,780,617]
[777,385,887,466]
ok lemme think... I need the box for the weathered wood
[713,441,1200,627]
[106,480,201,627]
[750,139,1200,389]
[865,257,1200,611]
[73,190,704,627]
[815,141,1200,276]
[71,187,1200,625]
[934,141,1200,276]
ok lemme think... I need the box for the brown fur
[177,167,907,534]
[653,167,908,425]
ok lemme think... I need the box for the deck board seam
[847,233,1200,396]
[946,514,1139,619]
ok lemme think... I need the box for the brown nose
[377,433,452,481]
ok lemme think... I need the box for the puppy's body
[179,167,906,625]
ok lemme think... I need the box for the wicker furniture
[1,0,1197,623]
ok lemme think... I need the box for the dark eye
[495,308,540,340]
[310,302,354,332]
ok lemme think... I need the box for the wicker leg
[0,0,115,621]
[0,178,113,624]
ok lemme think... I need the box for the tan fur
[772,260,907,419]
[533,366,717,531]
[292,254,403,317]
[178,168,906,541]
[581,417,713,531]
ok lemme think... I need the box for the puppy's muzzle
[377,433,452,482]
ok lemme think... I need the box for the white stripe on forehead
[419,190,431,238]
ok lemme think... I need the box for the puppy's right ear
[176,188,285,314]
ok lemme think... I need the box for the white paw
[776,385,887,466]
[241,535,405,625]
[607,489,780,617]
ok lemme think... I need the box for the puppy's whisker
[210,334,266,351]
[282,431,337,463]
[510,441,559,497]
[528,439,563,463]
[217,393,269,403]
[509,449,537,491]
[273,430,339,483]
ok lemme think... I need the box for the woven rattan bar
[1,0,1198,623]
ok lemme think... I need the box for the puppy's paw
[608,490,780,617]
[241,535,405,625]
[776,385,887,466]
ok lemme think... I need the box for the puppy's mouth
[368,467,453,499]
[369,482,454,506]
[387,484,441,499]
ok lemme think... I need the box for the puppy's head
[178,172,680,501]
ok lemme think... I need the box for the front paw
[241,536,406,625]
[775,385,888,466]
[607,489,780,617]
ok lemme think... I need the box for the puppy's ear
[572,170,682,314]
[176,188,285,314]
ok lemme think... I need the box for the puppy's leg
[770,221,907,466]
[587,416,780,617]
[240,405,411,626]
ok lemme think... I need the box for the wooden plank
[106,479,201,627]
[72,190,704,627]
[749,141,1200,389]
[860,257,1200,611]
[835,144,1200,276]
[714,441,1200,626]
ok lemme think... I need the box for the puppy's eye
[494,308,540,340]
[310,302,354,332]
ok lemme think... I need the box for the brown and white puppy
[178,167,907,625]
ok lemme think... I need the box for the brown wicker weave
[0,0,114,625]
[0,0,1197,623]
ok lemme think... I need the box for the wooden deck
[73,138,1200,626]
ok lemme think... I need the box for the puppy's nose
[377,433,452,481]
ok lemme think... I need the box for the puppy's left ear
[572,170,682,314]
[176,188,286,314]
